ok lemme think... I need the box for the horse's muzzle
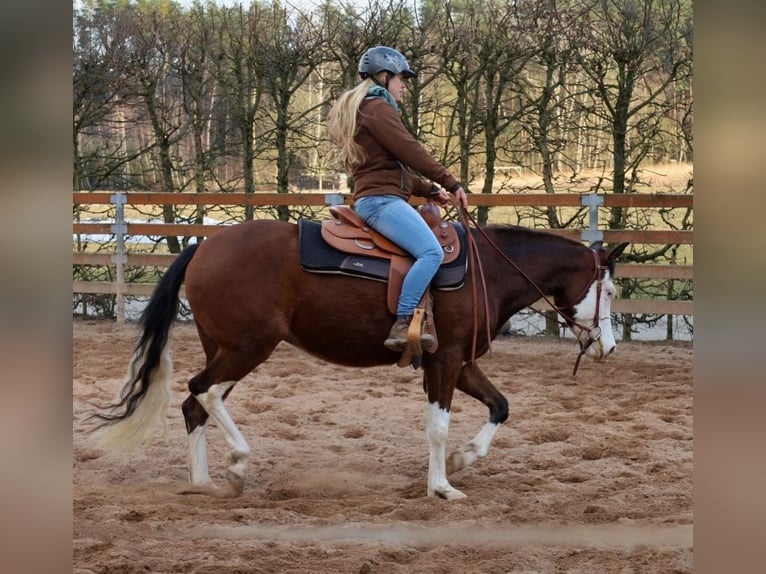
[578,330,615,362]
[589,340,616,362]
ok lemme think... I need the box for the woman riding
[327,45,469,352]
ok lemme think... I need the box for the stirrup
[396,309,426,369]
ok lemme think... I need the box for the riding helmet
[358,46,416,79]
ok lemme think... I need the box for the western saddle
[320,202,461,363]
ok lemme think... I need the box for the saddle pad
[298,219,467,290]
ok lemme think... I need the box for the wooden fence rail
[73,192,693,323]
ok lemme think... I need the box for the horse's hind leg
[446,363,509,475]
[193,377,249,496]
[181,325,217,488]
[183,349,266,497]
[182,395,212,486]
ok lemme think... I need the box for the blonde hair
[327,77,377,169]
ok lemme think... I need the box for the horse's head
[563,241,629,362]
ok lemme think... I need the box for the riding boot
[384,315,436,352]
[384,317,411,351]
[420,325,436,351]
[421,315,437,351]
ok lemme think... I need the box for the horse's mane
[481,223,586,248]
[486,223,629,283]
[476,223,619,274]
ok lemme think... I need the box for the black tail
[91,243,200,426]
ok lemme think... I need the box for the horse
[92,216,628,500]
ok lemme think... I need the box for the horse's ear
[606,242,629,263]
[589,240,604,251]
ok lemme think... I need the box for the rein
[451,204,492,363]
[446,201,607,375]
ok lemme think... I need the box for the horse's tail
[90,242,200,450]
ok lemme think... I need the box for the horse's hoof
[225,470,245,497]
[429,486,467,500]
[177,483,237,498]
[177,484,214,496]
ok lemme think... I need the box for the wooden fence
[73,191,693,323]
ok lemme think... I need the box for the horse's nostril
[607,347,615,357]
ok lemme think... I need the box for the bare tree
[176,5,223,242]
[432,4,485,201]
[569,0,691,209]
[256,4,329,221]
[214,4,268,220]
[121,6,194,252]
[567,0,693,338]
[73,4,136,191]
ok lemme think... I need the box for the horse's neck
[483,227,587,310]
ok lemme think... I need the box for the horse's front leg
[423,365,466,500]
[446,362,509,475]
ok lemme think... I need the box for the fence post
[110,192,127,324]
[580,193,604,243]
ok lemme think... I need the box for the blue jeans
[355,195,444,317]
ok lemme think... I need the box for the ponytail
[327,78,375,169]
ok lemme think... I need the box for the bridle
[449,203,610,376]
[570,251,610,376]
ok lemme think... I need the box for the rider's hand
[431,185,468,209]
[431,188,451,206]
[453,186,469,210]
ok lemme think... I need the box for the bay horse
[92,216,628,500]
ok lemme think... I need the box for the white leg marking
[187,424,212,486]
[426,402,466,500]
[196,381,250,492]
[447,422,500,475]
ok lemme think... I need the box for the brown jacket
[351,98,461,201]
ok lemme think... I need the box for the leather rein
[447,202,608,376]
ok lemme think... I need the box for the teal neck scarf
[366,84,398,111]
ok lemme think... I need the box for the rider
[327,45,469,352]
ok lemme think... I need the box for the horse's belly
[286,275,398,367]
